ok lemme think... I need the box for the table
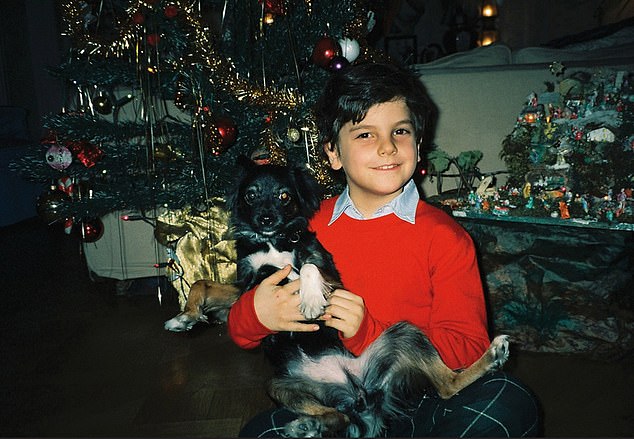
[453,212,634,358]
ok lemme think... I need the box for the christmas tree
[10,0,386,302]
[11,0,382,230]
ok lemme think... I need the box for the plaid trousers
[239,371,541,437]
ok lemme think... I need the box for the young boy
[228,62,541,437]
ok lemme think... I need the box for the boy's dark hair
[313,62,437,153]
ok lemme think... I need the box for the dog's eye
[279,191,291,205]
[244,191,257,205]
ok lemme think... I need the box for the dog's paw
[163,313,206,332]
[284,416,324,438]
[487,335,510,370]
[299,264,329,320]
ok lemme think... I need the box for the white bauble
[338,38,360,63]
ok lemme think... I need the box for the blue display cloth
[455,213,634,359]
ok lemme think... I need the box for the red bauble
[311,36,339,68]
[259,0,286,16]
[164,5,178,18]
[147,33,160,46]
[132,11,145,24]
[216,116,238,148]
[80,218,104,243]
[66,140,104,168]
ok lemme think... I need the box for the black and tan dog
[165,162,509,437]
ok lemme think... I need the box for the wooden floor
[1,217,633,437]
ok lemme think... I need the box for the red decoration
[164,5,178,18]
[57,176,74,196]
[41,131,57,145]
[64,218,74,235]
[80,218,104,243]
[216,116,238,149]
[132,11,145,24]
[66,140,104,168]
[147,33,160,46]
[311,36,339,68]
[259,0,286,16]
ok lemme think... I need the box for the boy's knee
[477,372,542,437]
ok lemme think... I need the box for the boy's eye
[394,127,412,136]
[355,132,371,139]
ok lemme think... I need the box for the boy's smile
[325,99,419,218]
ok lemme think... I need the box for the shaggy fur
[165,162,509,437]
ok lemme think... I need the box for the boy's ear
[324,142,343,170]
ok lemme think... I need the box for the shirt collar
[329,179,419,225]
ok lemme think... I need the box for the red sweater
[227,197,490,370]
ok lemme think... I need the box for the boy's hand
[321,289,365,339]
[253,265,320,333]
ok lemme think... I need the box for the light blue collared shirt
[328,179,419,225]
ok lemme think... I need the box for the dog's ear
[225,156,255,212]
[288,166,323,218]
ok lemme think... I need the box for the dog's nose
[258,215,274,227]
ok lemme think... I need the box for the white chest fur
[245,243,298,279]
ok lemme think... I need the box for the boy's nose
[378,138,397,156]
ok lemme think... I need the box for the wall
[0,0,63,140]
[381,0,634,62]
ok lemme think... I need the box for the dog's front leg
[298,264,332,320]
[164,281,240,332]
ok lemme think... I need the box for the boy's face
[325,99,419,217]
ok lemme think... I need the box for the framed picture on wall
[384,35,418,65]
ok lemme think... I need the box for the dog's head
[227,159,323,238]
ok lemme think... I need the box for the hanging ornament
[132,11,145,25]
[216,116,238,149]
[250,147,270,166]
[57,176,74,196]
[311,36,339,69]
[259,0,286,16]
[41,131,57,146]
[80,218,104,243]
[287,127,301,143]
[200,112,237,156]
[36,188,70,224]
[164,5,178,18]
[261,122,286,166]
[338,38,360,63]
[66,140,104,168]
[147,33,160,46]
[94,93,113,115]
[328,55,349,72]
[46,144,73,170]
[64,217,74,235]
[154,143,183,161]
